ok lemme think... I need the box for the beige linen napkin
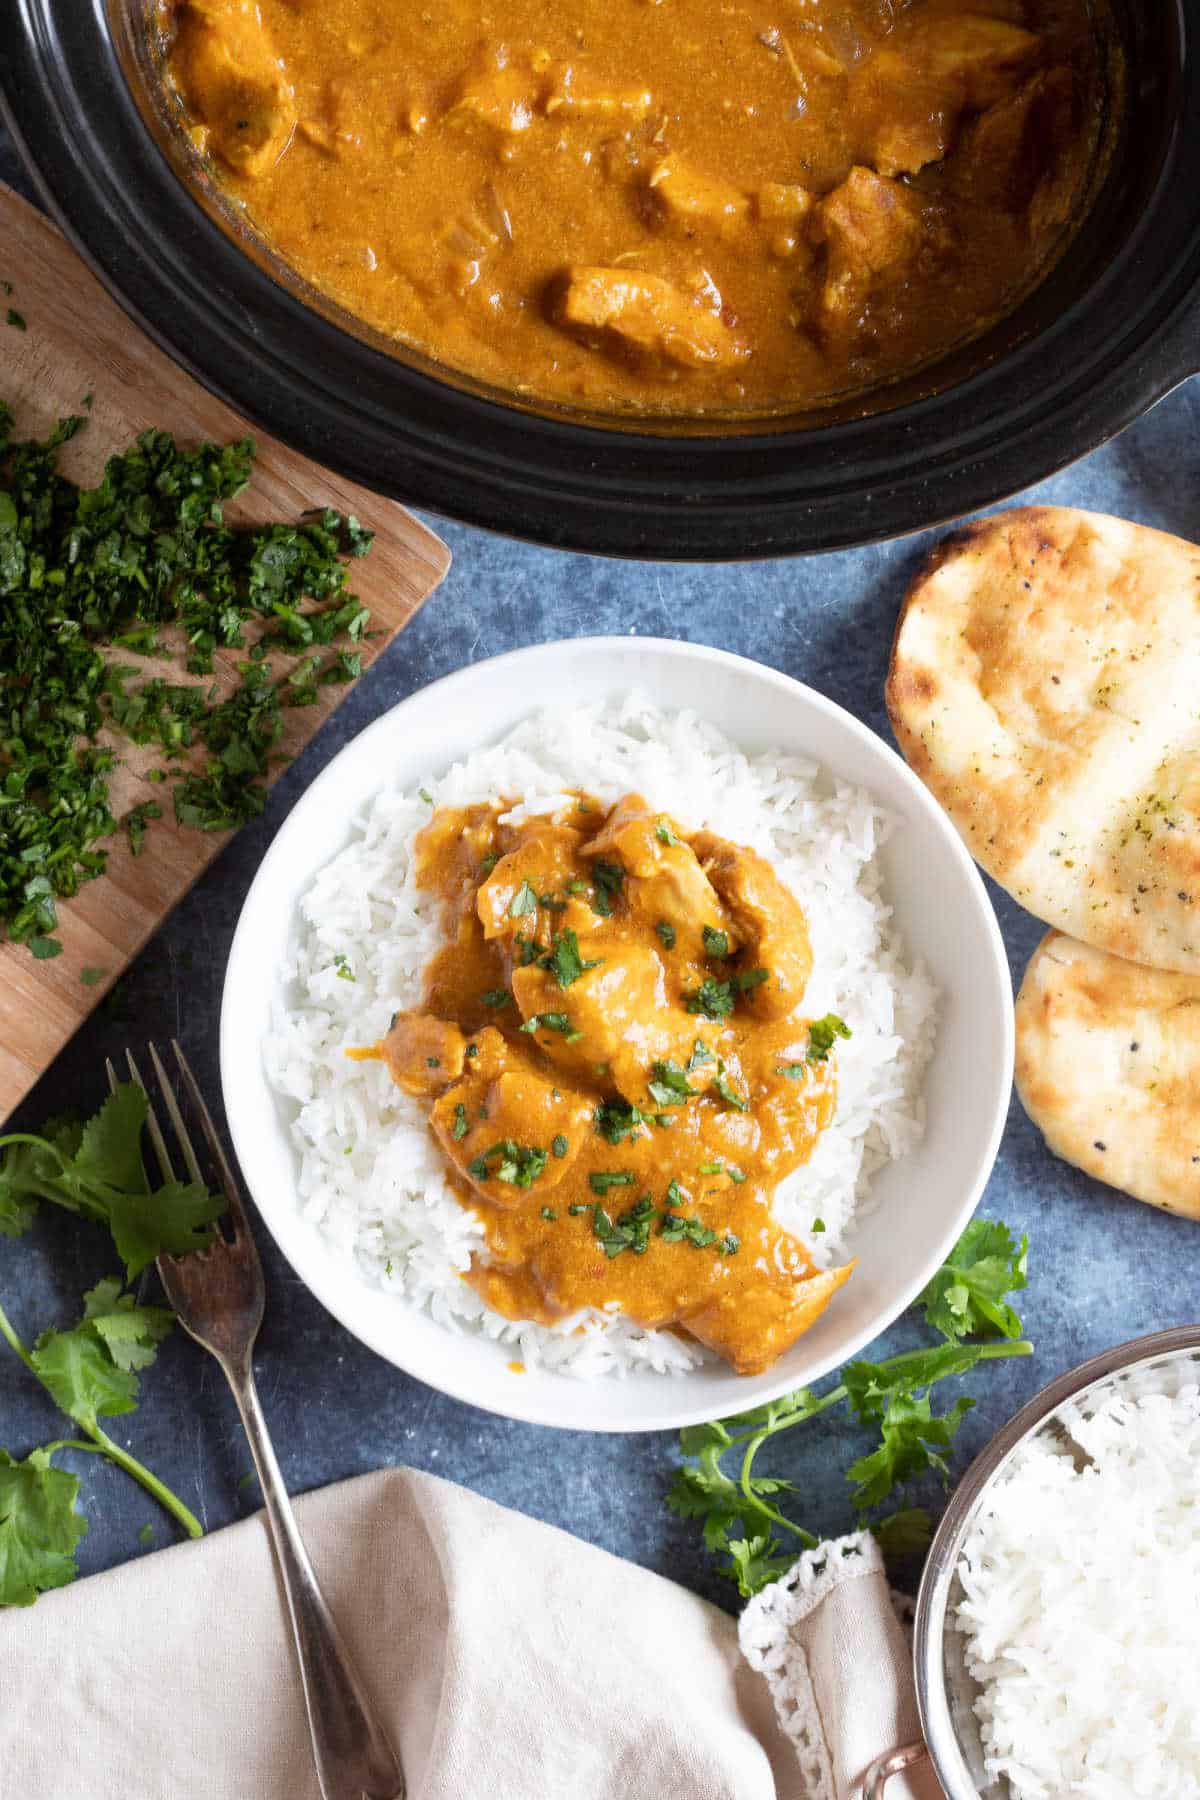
[0,1469,937,1800]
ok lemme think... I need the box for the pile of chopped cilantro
[0,402,373,958]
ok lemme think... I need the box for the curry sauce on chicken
[159,0,1112,419]
[363,793,855,1375]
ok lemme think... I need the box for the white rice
[957,1382,1200,1798]
[263,693,936,1378]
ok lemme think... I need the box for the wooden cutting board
[0,184,451,1120]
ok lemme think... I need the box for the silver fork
[110,1041,405,1800]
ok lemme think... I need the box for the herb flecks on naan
[888,506,1200,975]
[1015,930,1200,1219]
[364,791,854,1375]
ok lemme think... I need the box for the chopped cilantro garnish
[6,309,26,331]
[426,1056,440,1068]
[655,819,680,846]
[702,926,730,958]
[595,1097,646,1144]
[451,1103,469,1142]
[551,1134,569,1158]
[509,879,537,918]
[467,1140,548,1187]
[568,1202,589,1216]
[567,878,589,894]
[807,1014,852,1061]
[684,977,734,1020]
[659,1212,718,1249]
[519,1012,581,1042]
[665,1179,686,1209]
[713,1071,748,1112]
[811,1217,826,1233]
[479,853,499,877]
[465,1043,479,1058]
[686,1038,714,1071]
[647,1060,695,1108]
[80,967,107,987]
[592,1194,655,1257]
[589,860,625,917]
[538,893,567,911]
[481,988,512,1009]
[419,787,433,805]
[588,1170,636,1196]
[776,1063,808,1080]
[736,968,770,993]
[655,920,677,950]
[538,929,601,989]
[722,1234,740,1255]
[540,1207,558,1222]
[331,952,354,982]
[0,407,374,954]
[727,1165,748,1184]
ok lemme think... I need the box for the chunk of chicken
[853,15,1040,177]
[686,1263,855,1375]
[476,824,587,942]
[380,1013,467,1097]
[172,0,296,177]
[690,832,813,1020]
[449,56,538,133]
[583,796,736,954]
[814,167,925,339]
[552,268,748,369]
[958,67,1079,222]
[907,14,1041,110]
[854,54,959,177]
[431,1068,592,1202]
[512,944,707,1105]
[755,184,815,227]
[646,157,748,238]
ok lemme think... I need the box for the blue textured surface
[2,135,1199,1611]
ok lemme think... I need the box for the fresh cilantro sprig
[0,1277,203,1592]
[667,1219,1031,1597]
[0,1083,224,1278]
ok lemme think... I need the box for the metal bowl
[868,1326,1200,1797]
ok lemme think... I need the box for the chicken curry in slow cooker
[160,0,1110,419]
[359,793,853,1375]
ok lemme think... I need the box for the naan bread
[887,506,1200,973]
[1015,929,1200,1218]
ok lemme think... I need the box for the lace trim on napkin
[738,1532,884,1800]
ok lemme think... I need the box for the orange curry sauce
[366,793,854,1375]
[162,0,1106,418]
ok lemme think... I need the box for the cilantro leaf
[0,1084,224,1278]
[31,1281,174,1427]
[918,1218,1029,1343]
[806,1014,851,1061]
[0,1448,88,1607]
[538,929,602,990]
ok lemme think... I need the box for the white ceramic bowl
[221,638,1014,1432]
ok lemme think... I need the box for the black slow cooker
[1,0,1195,559]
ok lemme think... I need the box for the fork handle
[225,1355,406,1800]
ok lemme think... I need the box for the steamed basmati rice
[957,1383,1200,1798]
[264,694,936,1377]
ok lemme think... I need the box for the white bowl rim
[220,635,1015,1432]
